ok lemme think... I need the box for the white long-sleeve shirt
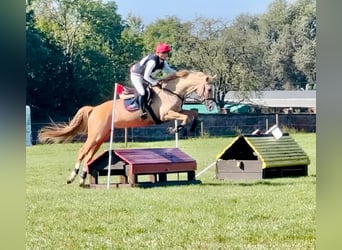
[132,54,175,85]
[144,59,175,85]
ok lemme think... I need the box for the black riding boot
[138,94,147,118]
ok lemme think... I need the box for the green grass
[26,133,316,249]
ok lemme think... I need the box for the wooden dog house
[216,133,310,180]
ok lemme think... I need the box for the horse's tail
[38,106,94,144]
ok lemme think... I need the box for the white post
[26,105,32,146]
[107,83,118,189]
[175,120,179,148]
[201,122,204,137]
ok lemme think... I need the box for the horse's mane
[162,70,190,82]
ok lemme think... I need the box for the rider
[130,42,176,118]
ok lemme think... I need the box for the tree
[140,16,188,68]
[27,0,129,118]
[118,14,145,84]
[26,6,71,118]
[171,18,232,107]
[141,16,179,48]
[219,14,271,103]
[258,0,316,90]
[171,16,269,108]
[71,0,126,103]
[292,0,316,87]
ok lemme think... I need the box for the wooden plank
[115,148,197,174]
[216,172,262,180]
[264,159,310,168]
[114,148,196,165]
[87,179,202,189]
[86,183,135,189]
[131,162,196,174]
[216,160,262,173]
[133,179,202,188]
[216,159,263,180]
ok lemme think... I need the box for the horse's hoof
[79,179,86,187]
[140,113,147,120]
[166,127,175,134]
[176,125,185,132]
[66,173,77,184]
[67,177,75,184]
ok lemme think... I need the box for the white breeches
[130,73,145,96]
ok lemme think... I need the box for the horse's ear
[210,74,217,80]
[207,74,217,82]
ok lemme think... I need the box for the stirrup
[140,111,147,118]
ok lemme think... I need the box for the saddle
[117,84,153,112]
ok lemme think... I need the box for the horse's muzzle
[204,99,216,112]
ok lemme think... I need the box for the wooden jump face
[87,148,199,188]
[115,148,196,174]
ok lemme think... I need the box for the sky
[109,0,278,25]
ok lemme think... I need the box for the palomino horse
[38,70,216,186]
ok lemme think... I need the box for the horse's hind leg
[66,144,88,184]
[78,142,102,187]
[67,162,81,184]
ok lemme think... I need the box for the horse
[38,70,216,186]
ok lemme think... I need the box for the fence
[30,113,316,144]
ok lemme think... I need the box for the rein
[190,96,217,105]
[152,71,217,106]
[158,84,216,105]
[160,86,185,102]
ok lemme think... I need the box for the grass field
[26,133,316,249]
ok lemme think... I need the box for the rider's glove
[156,80,164,88]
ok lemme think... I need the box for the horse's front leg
[162,110,190,134]
[179,110,199,132]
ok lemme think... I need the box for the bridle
[195,82,217,106]
[156,83,217,107]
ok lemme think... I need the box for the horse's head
[162,70,217,111]
[195,73,217,112]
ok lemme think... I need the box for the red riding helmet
[155,43,171,53]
